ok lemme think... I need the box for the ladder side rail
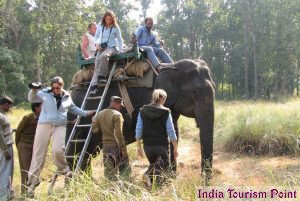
[74,61,117,172]
[74,127,93,173]
[96,61,117,113]
[65,81,93,154]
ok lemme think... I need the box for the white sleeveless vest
[84,32,96,58]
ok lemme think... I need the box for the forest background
[1,0,300,102]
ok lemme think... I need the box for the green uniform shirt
[15,112,38,145]
[92,108,126,152]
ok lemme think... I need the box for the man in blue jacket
[135,17,173,72]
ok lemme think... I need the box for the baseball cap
[111,96,125,107]
[0,95,14,105]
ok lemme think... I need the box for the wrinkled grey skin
[66,59,215,179]
[156,59,215,178]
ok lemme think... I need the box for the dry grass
[215,99,300,155]
[7,100,300,200]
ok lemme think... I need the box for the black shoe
[99,79,107,84]
[97,75,107,84]
[90,85,98,95]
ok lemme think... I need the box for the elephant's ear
[155,70,179,108]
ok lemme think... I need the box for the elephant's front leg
[195,100,214,182]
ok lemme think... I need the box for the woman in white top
[91,10,123,93]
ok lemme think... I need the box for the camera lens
[101,42,107,49]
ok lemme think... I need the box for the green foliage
[158,0,300,99]
[0,46,27,101]
[1,0,300,101]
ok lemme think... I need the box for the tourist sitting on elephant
[136,89,178,189]
[91,10,123,94]
[81,22,97,59]
[26,76,95,195]
[92,96,131,180]
[135,17,174,72]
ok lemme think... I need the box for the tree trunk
[221,51,225,99]
[297,58,300,96]
[243,0,250,98]
[34,0,44,82]
[249,0,258,99]
[180,37,184,59]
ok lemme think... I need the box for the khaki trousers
[91,47,118,85]
[17,142,33,195]
[27,124,69,186]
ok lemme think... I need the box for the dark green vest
[140,105,170,145]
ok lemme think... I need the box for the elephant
[66,59,215,179]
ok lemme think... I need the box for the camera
[100,42,108,49]
[28,82,42,89]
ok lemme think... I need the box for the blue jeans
[141,46,173,67]
[0,144,14,200]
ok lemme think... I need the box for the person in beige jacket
[92,96,130,180]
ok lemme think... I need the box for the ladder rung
[86,110,97,112]
[65,155,77,159]
[70,139,86,143]
[76,124,91,128]
[112,77,137,81]
[95,83,106,88]
[86,96,102,100]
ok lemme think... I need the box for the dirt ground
[12,139,300,199]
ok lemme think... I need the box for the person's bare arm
[81,35,90,59]
[92,114,101,134]
[136,138,144,157]
[114,114,127,157]
[171,140,178,159]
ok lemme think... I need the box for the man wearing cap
[92,96,130,180]
[0,96,14,200]
[15,102,41,196]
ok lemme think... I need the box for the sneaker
[8,189,15,200]
[27,184,35,198]
[26,179,40,196]
[155,63,176,73]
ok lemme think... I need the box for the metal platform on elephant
[76,44,146,68]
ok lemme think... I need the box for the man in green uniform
[92,96,130,180]
[15,102,42,196]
